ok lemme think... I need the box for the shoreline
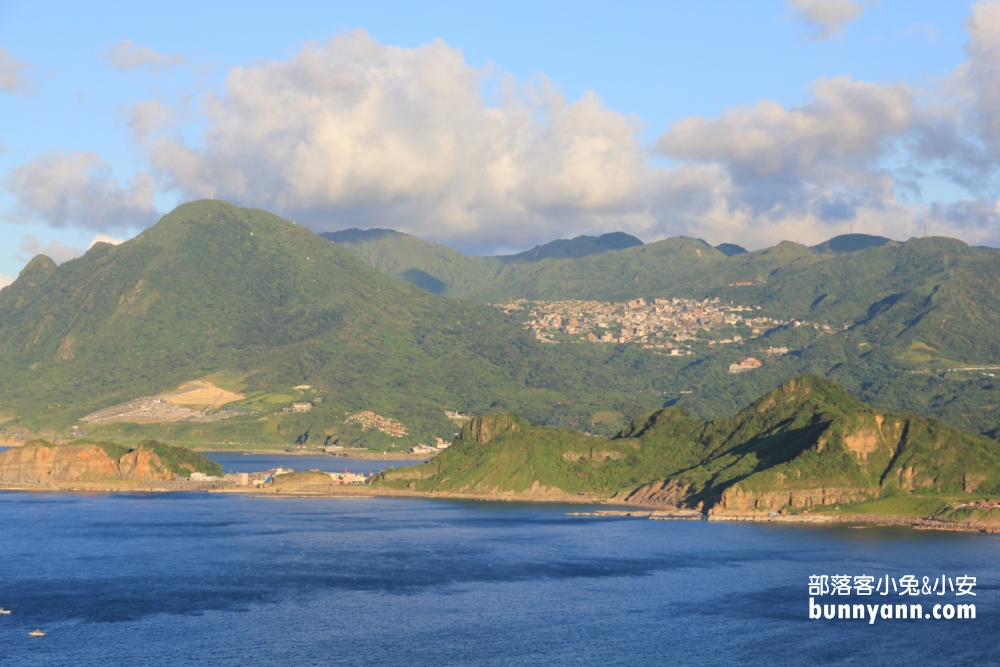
[192,448,430,460]
[0,482,997,534]
[0,481,616,506]
[0,437,429,460]
[704,510,1000,534]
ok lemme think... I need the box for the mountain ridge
[0,200,716,447]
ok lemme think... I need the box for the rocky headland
[0,439,222,485]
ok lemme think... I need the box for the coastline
[192,448,431,460]
[1,481,997,534]
[704,510,1000,534]
[1,436,429,460]
[0,481,613,506]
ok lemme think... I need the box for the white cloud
[17,233,83,265]
[652,76,916,243]
[0,47,33,93]
[22,10,988,251]
[5,151,160,231]
[140,30,649,249]
[128,26,1000,251]
[87,233,125,249]
[901,3,1000,198]
[788,0,869,40]
[102,39,185,75]
[659,77,912,193]
[0,273,13,290]
[126,99,177,140]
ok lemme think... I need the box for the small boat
[0,608,10,615]
[29,629,45,637]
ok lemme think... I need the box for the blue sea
[204,452,422,476]
[0,490,997,666]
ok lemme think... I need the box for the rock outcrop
[619,480,691,508]
[715,485,870,512]
[456,413,521,445]
[0,440,216,484]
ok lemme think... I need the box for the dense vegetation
[0,201,707,446]
[330,228,1000,438]
[378,376,1000,511]
[4,198,1000,448]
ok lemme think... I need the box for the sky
[1,0,999,286]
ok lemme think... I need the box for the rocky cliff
[376,376,1000,511]
[0,440,221,484]
[455,413,522,445]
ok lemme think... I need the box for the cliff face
[378,376,1000,510]
[0,441,175,484]
[710,398,1000,513]
[456,414,521,445]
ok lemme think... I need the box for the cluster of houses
[728,357,763,374]
[955,499,1000,510]
[503,297,782,347]
[187,467,369,486]
[408,438,452,455]
[343,410,408,437]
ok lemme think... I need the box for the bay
[204,452,423,475]
[0,492,996,666]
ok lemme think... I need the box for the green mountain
[0,200,708,447]
[498,232,643,263]
[6,199,1000,449]
[810,233,893,254]
[324,225,1000,438]
[714,243,747,257]
[378,376,1000,512]
[322,227,647,297]
[318,228,494,296]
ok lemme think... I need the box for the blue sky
[0,0,995,283]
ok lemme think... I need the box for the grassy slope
[379,377,1000,511]
[0,201,716,445]
[332,229,1000,437]
[8,201,1000,448]
[319,229,496,296]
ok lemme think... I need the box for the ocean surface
[205,452,422,475]
[0,492,997,667]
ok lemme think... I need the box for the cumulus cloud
[126,99,177,140]
[141,30,649,248]
[5,151,160,231]
[894,2,1000,206]
[0,274,12,290]
[129,27,995,250]
[77,8,1000,251]
[652,76,918,244]
[102,39,185,75]
[0,47,33,93]
[87,233,126,249]
[788,0,868,40]
[16,233,83,265]
[639,1,1000,249]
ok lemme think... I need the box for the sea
[0,455,997,666]
[204,452,423,476]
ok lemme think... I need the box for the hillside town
[343,410,409,437]
[497,297,784,348]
